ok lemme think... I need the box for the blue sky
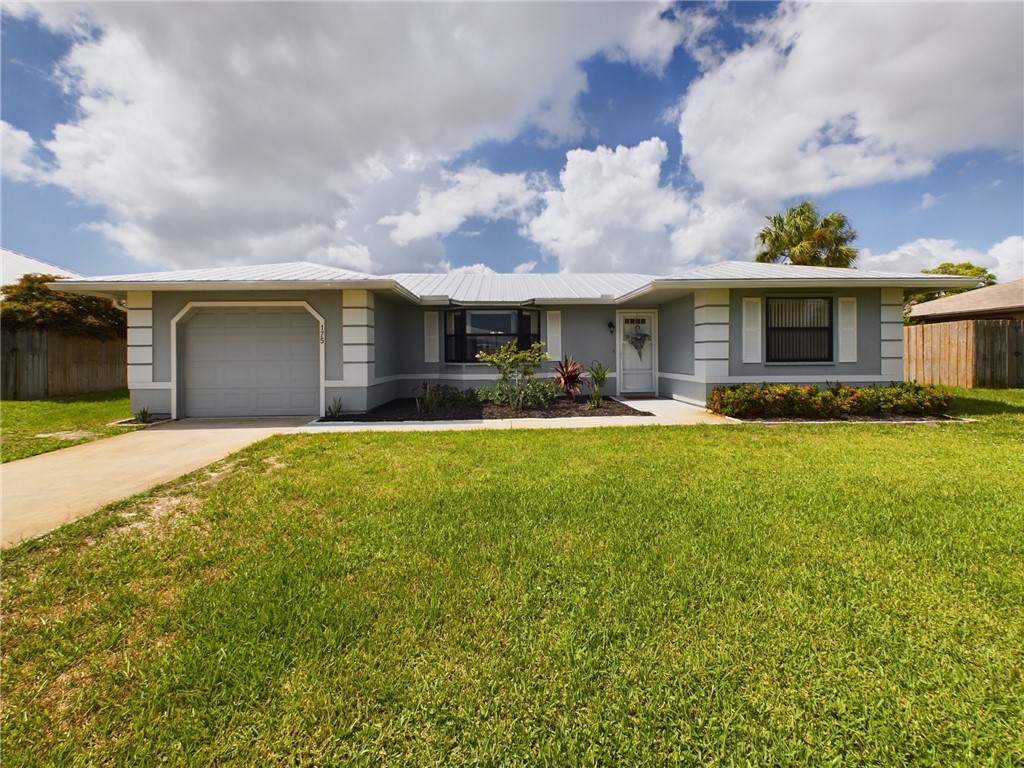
[2,2,1022,281]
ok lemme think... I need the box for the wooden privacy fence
[904,320,1024,388]
[1,330,127,400]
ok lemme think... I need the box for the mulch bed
[319,397,653,423]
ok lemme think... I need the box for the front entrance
[617,310,657,395]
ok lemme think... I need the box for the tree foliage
[755,201,858,267]
[1,274,126,340]
[906,261,997,307]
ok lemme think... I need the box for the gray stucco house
[55,261,976,419]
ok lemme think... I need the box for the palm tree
[755,201,858,267]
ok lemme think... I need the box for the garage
[181,307,319,417]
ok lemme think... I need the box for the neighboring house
[2,249,127,400]
[52,261,976,418]
[908,279,1024,323]
[1,247,82,290]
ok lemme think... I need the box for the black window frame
[444,308,541,363]
[765,297,834,363]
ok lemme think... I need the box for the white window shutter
[742,298,761,363]
[424,311,439,363]
[546,311,562,359]
[838,297,857,362]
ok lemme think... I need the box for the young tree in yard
[0,274,126,340]
[755,201,858,267]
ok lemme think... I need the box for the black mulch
[319,397,654,423]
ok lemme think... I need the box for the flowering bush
[707,382,952,419]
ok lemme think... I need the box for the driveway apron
[1,418,308,547]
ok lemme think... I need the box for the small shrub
[525,378,560,407]
[707,382,952,420]
[476,342,549,410]
[587,360,611,409]
[414,382,471,412]
[414,381,440,413]
[552,355,590,401]
[325,397,344,420]
[456,387,481,406]
[471,385,497,404]
[135,407,152,424]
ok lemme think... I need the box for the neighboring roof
[50,259,983,305]
[391,273,654,304]
[909,279,1024,319]
[1,247,82,285]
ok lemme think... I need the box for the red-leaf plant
[552,355,591,401]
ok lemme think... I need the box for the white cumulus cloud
[526,138,690,273]
[379,167,542,245]
[677,2,1023,207]
[1,120,49,183]
[860,236,1023,282]
[5,2,690,271]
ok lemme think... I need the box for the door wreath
[626,324,651,361]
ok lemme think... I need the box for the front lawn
[0,389,136,462]
[2,389,1022,765]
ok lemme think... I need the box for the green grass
[2,388,1023,766]
[0,389,137,462]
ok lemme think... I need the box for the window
[444,309,540,362]
[765,297,833,362]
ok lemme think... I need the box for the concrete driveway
[1,417,308,547]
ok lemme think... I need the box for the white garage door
[182,307,319,417]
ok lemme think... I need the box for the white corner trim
[168,300,327,419]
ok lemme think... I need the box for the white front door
[617,310,657,394]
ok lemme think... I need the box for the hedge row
[707,382,952,420]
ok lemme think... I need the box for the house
[51,261,977,418]
[908,279,1024,323]
[1,247,82,290]
[2,249,127,400]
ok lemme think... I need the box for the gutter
[47,278,423,304]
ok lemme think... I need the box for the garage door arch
[170,301,325,419]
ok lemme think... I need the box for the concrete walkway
[1,417,309,547]
[2,399,724,547]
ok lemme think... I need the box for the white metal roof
[390,273,654,303]
[50,259,982,304]
[78,261,375,283]
[1,247,82,284]
[667,260,954,281]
